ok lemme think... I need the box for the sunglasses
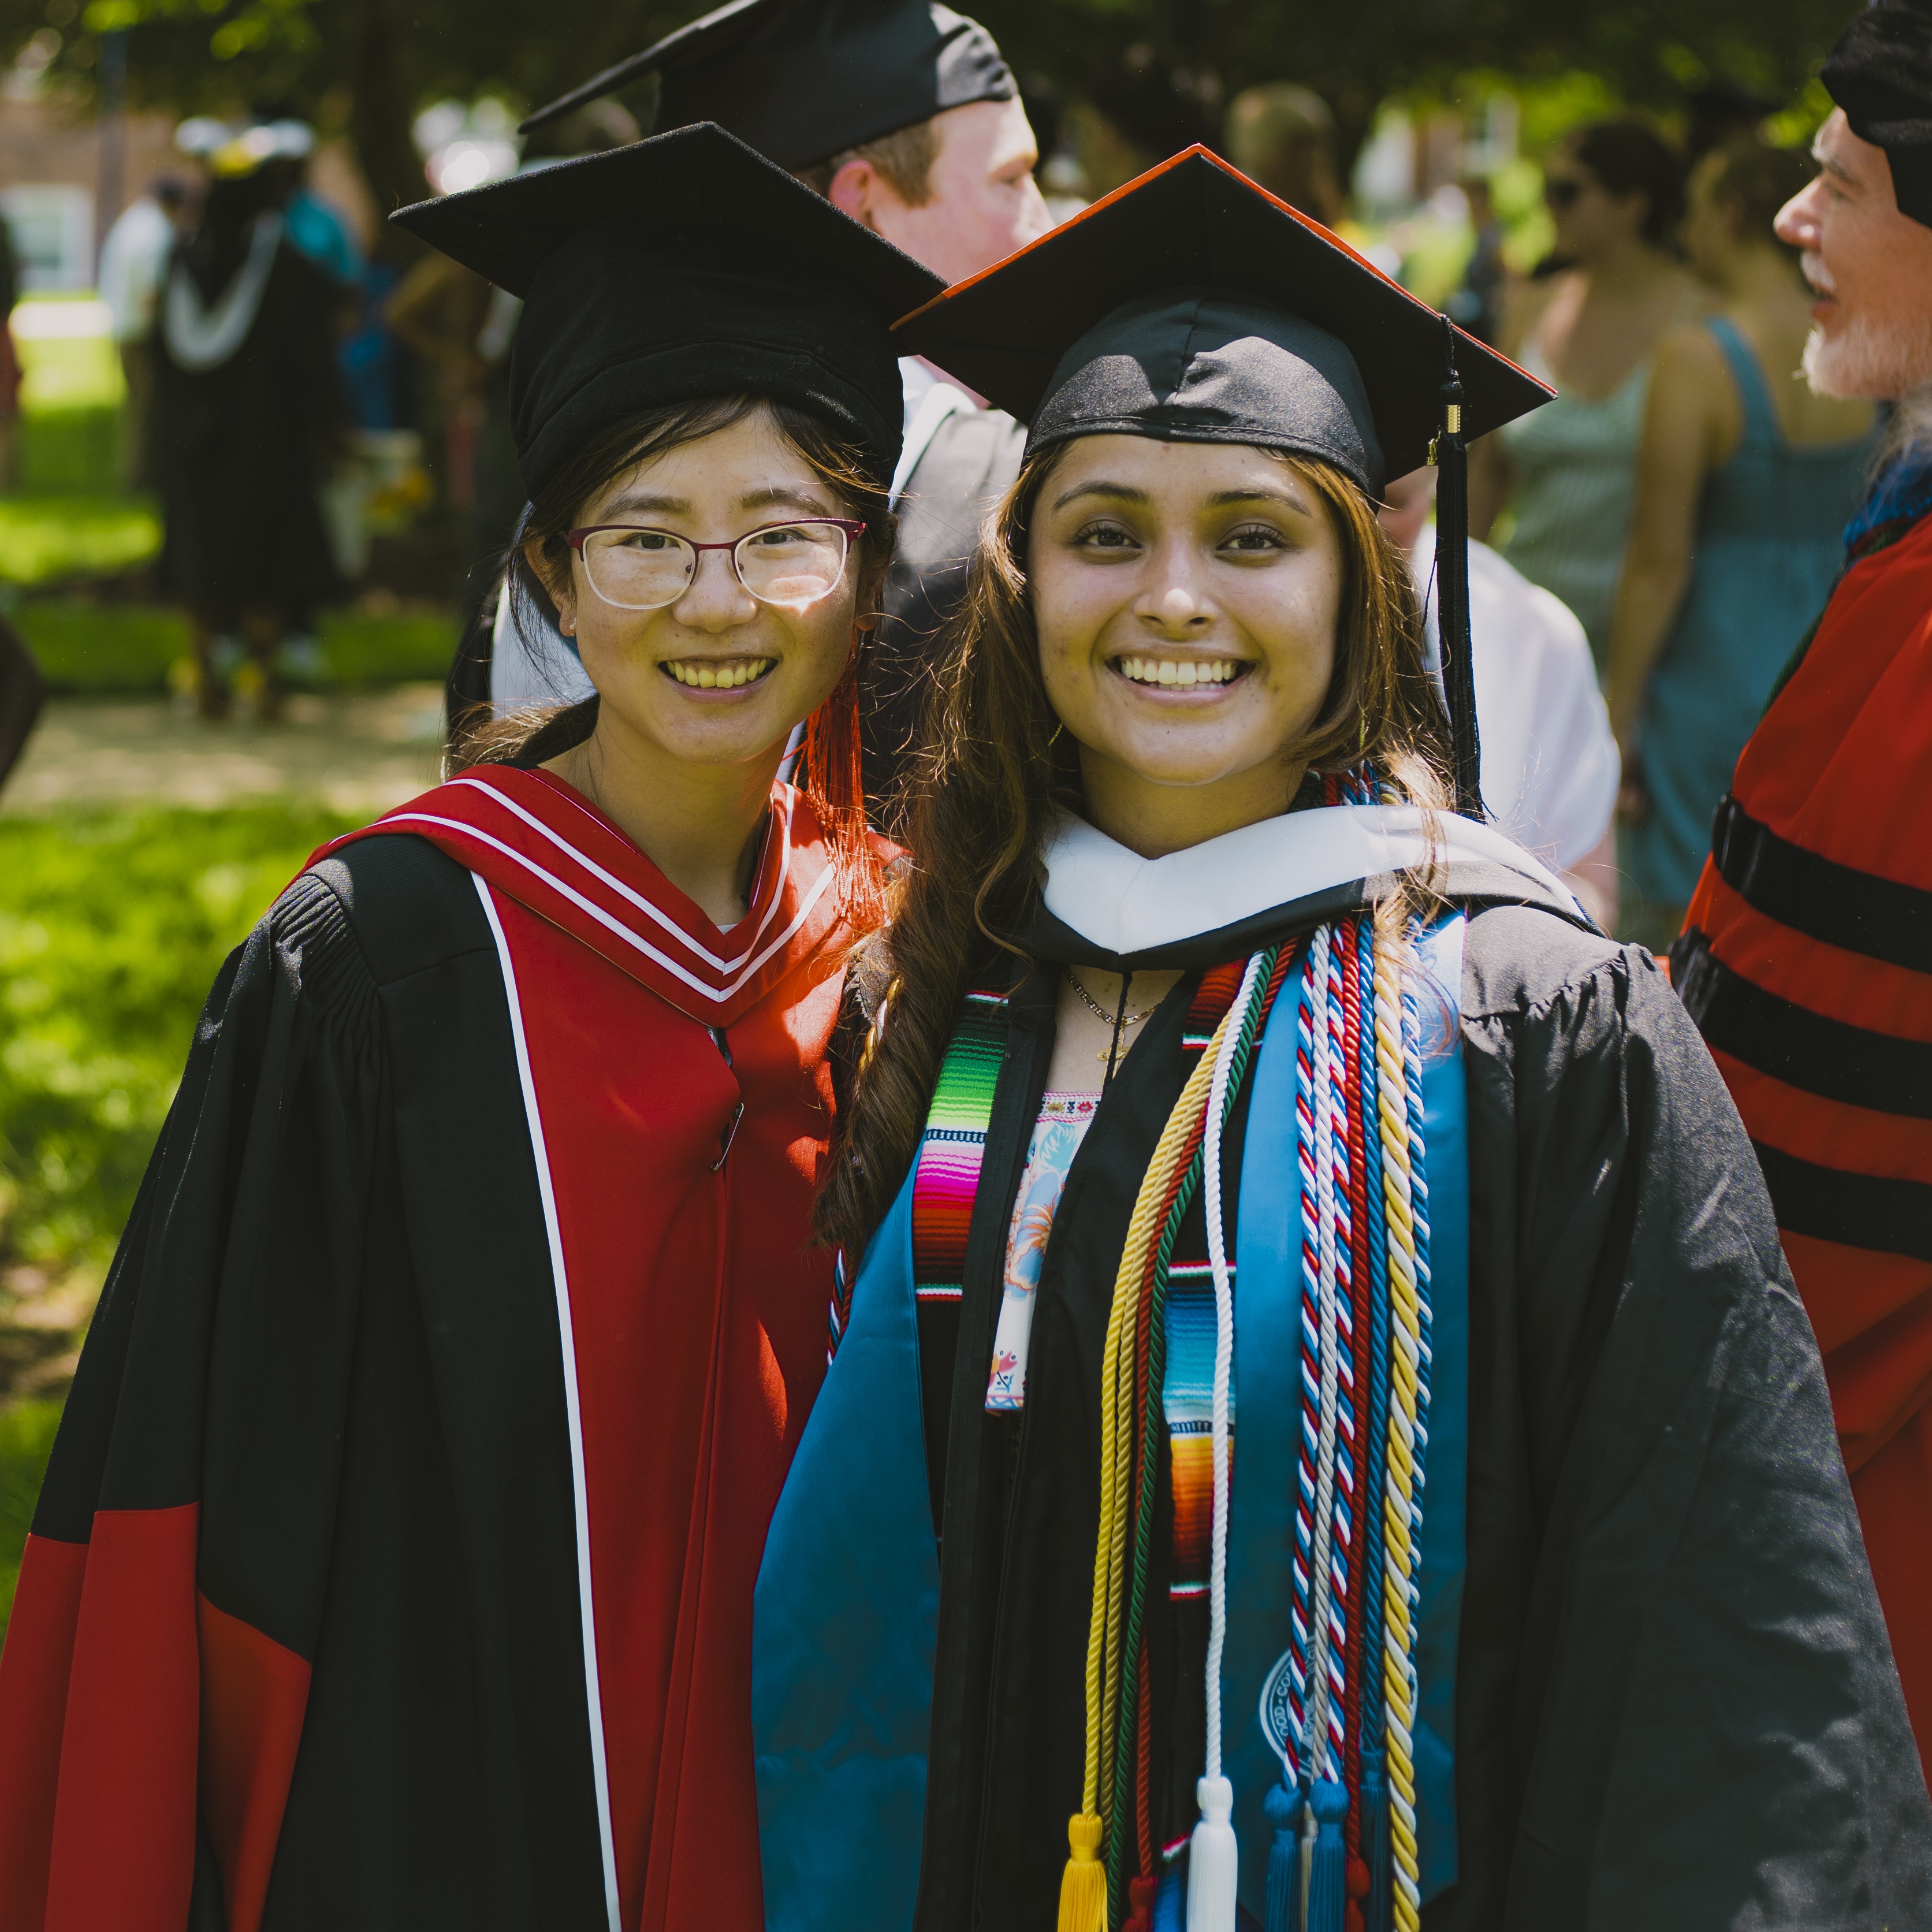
[1543,175,1590,211]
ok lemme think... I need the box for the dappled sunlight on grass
[0,494,162,585]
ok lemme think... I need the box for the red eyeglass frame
[564,518,868,559]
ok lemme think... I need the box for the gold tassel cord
[1062,1007,1236,1927]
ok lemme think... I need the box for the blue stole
[753,921,1469,1929]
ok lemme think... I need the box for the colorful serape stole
[911,989,1008,1306]
[1163,965,1251,1610]
[1060,765,1436,1932]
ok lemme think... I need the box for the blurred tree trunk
[351,0,427,251]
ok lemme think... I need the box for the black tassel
[1434,316,1484,821]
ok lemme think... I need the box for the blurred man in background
[464,0,1050,813]
[1673,0,1932,1764]
[97,174,189,493]
[1379,466,1619,926]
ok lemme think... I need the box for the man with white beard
[1672,0,1932,1771]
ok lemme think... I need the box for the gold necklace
[1067,967,1156,1068]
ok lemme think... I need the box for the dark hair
[1705,139,1813,251]
[813,443,1452,1261]
[794,119,939,206]
[1570,120,1686,247]
[454,392,895,770]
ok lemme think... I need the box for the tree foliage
[0,0,1863,217]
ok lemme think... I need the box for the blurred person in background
[97,174,190,492]
[1380,465,1620,925]
[1471,121,1704,668]
[1220,81,1345,224]
[0,211,19,494]
[471,0,1050,817]
[1673,0,1932,1765]
[0,612,43,794]
[1609,140,1874,952]
[156,120,347,720]
[1447,172,1507,343]
[397,100,639,657]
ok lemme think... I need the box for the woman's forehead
[1043,433,1321,503]
[601,412,833,508]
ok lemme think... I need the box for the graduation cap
[389,121,944,501]
[519,0,1015,171]
[894,145,1555,820]
[1825,0,1932,228]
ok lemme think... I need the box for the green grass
[15,601,457,690]
[0,493,162,585]
[0,1401,62,1631]
[16,323,124,415]
[0,801,362,1642]
[0,805,363,1276]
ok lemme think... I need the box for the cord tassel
[1360,1748,1390,1932]
[1264,1778,1304,1932]
[1186,1775,1239,1932]
[1059,1812,1108,1932]
[1431,316,1484,822]
[1124,1873,1159,1932]
[1304,1780,1349,1932]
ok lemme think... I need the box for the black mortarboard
[894,146,1549,493]
[895,146,1555,820]
[389,122,943,502]
[1825,0,1932,228]
[519,0,1015,170]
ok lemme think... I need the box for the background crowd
[0,1,1899,1629]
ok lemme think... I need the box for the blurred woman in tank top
[1605,141,1875,952]
[1470,121,1703,668]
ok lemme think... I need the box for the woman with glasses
[0,126,939,1932]
[753,151,1929,1932]
[1468,121,1702,673]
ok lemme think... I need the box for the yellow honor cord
[1071,1005,1237,1907]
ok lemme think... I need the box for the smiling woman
[460,390,895,926]
[0,125,951,1932]
[755,148,1932,1932]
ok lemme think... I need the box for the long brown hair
[815,441,1453,1260]
[452,392,896,927]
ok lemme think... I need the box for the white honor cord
[1303,924,1342,1784]
[1201,951,1265,1784]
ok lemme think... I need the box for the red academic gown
[0,765,855,1931]
[1678,511,1932,1755]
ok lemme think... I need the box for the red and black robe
[1677,503,1932,1759]
[0,765,857,1931]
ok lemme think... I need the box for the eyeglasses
[564,518,867,613]
[1543,175,1589,211]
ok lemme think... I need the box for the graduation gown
[860,401,1026,818]
[154,232,343,625]
[1676,490,1932,1759]
[0,766,856,1932]
[755,806,1932,1931]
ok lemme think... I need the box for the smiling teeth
[1118,657,1241,687]
[665,658,775,688]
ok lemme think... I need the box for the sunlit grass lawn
[15,600,456,690]
[0,493,161,586]
[0,1403,61,1628]
[0,803,365,1636]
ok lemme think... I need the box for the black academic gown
[12,837,605,1930]
[859,404,1026,821]
[154,239,343,627]
[912,892,1932,1931]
